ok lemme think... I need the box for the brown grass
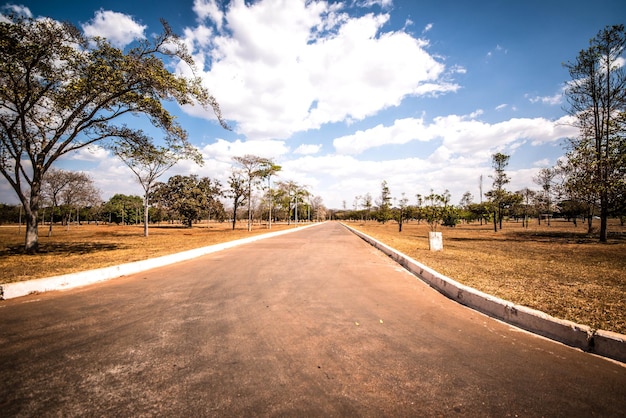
[350,219,626,334]
[2,219,625,335]
[0,222,294,284]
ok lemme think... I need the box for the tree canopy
[0,13,226,252]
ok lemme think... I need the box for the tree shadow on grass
[3,242,124,256]
[447,230,625,245]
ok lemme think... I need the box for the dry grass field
[351,219,626,335]
[1,219,625,335]
[0,222,293,284]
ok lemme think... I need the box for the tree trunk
[600,194,608,242]
[143,193,149,237]
[25,211,39,253]
[493,211,497,232]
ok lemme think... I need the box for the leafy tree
[274,180,308,224]
[466,202,490,225]
[558,199,587,226]
[226,170,248,230]
[151,175,206,227]
[198,177,224,225]
[113,139,201,236]
[363,193,373,220]
[423,189,448,231]
[0,13,226,252]
[376,180,392,223]
[232,155,276,231]
[457,191,475,223]
[103,194,143,224]
[0,203,21,224]
[396,192,409,232]
[563,24,626,242]
[485,153,511,232]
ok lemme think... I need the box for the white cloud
[294,144,322,155]
[193,0,224,29]
[495,103,507,111]
[181,0,458,140]
[527,92,563,106]
[81,10,146,48]
[333,112,578,156]
[357,0,394,8]
[64,145,110,162]
[4,4,32,17]
[200,138,289,162]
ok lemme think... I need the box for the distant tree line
[0,155,328,230]
[335,147,625,236]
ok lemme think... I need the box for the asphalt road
[1,222,625,417]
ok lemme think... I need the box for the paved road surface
[1,222,625,416]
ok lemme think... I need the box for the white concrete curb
[342,223,626,364]
[0,223,322,300]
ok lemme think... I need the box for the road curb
[342,223,626,364]
[0,223,322,300]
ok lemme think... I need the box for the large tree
[0,13,226,252]
[563,24,626,242]
[197,177,224,225]
[113,140,200,237]
[151,175,206,228]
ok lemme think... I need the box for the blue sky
[1,0,625,209]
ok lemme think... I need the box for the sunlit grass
[350,219,626,334]
[0,222,293,284]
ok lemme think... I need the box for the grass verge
[350,219,626,335]
[0,222,293,284]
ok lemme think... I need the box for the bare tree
[533,168,557,226]
[563,24,626,242]
[41,169,99,235]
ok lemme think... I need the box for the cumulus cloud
[180,0,458,140]
[81,9,146,48]
[333,112,578,156]
[193,0,224,29]
[200,138,289,162]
